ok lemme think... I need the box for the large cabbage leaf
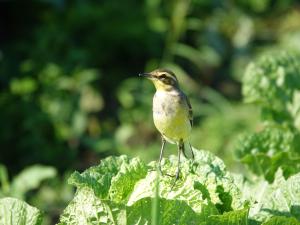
[58,149,300,224]
[58,148,247,225]
[0,197,43,225]
[235,124,300,182]
[242,50,300,129]
[234,169,300,225]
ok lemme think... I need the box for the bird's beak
[139,72,154,79]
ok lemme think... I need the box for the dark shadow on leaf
[215,185,233,213]
[193,181,211,200]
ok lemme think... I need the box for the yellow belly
[154,112,191,143]
[153,91,191,143]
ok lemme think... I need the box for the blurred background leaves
[1,0,300,224]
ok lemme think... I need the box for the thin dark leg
[171,140,183,190]
[189,142,194,160]
[175,142,182,180]
[158,136,166,175]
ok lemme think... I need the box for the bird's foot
[157,165,175,178]
[170,171,180,190]
[147,164,174,178]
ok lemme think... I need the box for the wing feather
[185,95,193,127]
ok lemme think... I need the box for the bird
[139,68,193,183]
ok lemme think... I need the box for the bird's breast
[153,91,179,117]
[152,90,191,142]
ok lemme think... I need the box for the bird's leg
[157,136,166,175]
[175,141,182,180]
[171,140,183,190]
[189,142,194,160]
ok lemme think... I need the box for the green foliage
[0,164,57,199]
[57,149,300,224]
[0,197,43,225]
[242,50,300,128]
[261,216,300,225]
[58,149,247,225]
[0,63,103,172]
[234,50,300,182]
[205,208,249,225]
[191,103,259,169]
[235,124,300,182]
[1,151,300,224]
[234,169,300,224]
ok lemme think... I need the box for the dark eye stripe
[159,76,173,85]
[159,74,168,79]
[157,73,177,85]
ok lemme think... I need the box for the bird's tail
[182,142,194,160]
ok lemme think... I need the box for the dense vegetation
[1,0,300,224]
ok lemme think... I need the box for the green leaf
[59,149,245,225]
[58,188,205,225]
[57,188,124,225]
[0,197,43,225]
[261,216,300,225]
[11,165,57,199]
[68,155,148,200]
[206,208,249,225]
[235,124,300,182]
[234,169,300,224]
[242,50,300,126]
[128,197,204,225]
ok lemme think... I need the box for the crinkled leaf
[261,216,300,225]
[58,188,205,225]
[108,157,148,203]
[127,197,204,225]
[58,149,245,225]
[235,124,300,182]
[57,188,125,225]
[234,169,300,224]
[68,155,147,201]
[205,208,249,225]
[242,50,300,125]
[128,149,243,213]
[0,197,43,225]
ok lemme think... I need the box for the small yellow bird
[139,68,193,181]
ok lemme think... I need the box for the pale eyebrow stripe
[169,75,178,82]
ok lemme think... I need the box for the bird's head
[139,68,179,91]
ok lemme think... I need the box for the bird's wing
[185,95,193,127]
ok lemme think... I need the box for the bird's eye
[159,74,168,80]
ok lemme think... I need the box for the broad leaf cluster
[56,149,300,225]
[57,150,248,225]
[236,50,300,182]
[235,125,300,182]
[242,50,300,126]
